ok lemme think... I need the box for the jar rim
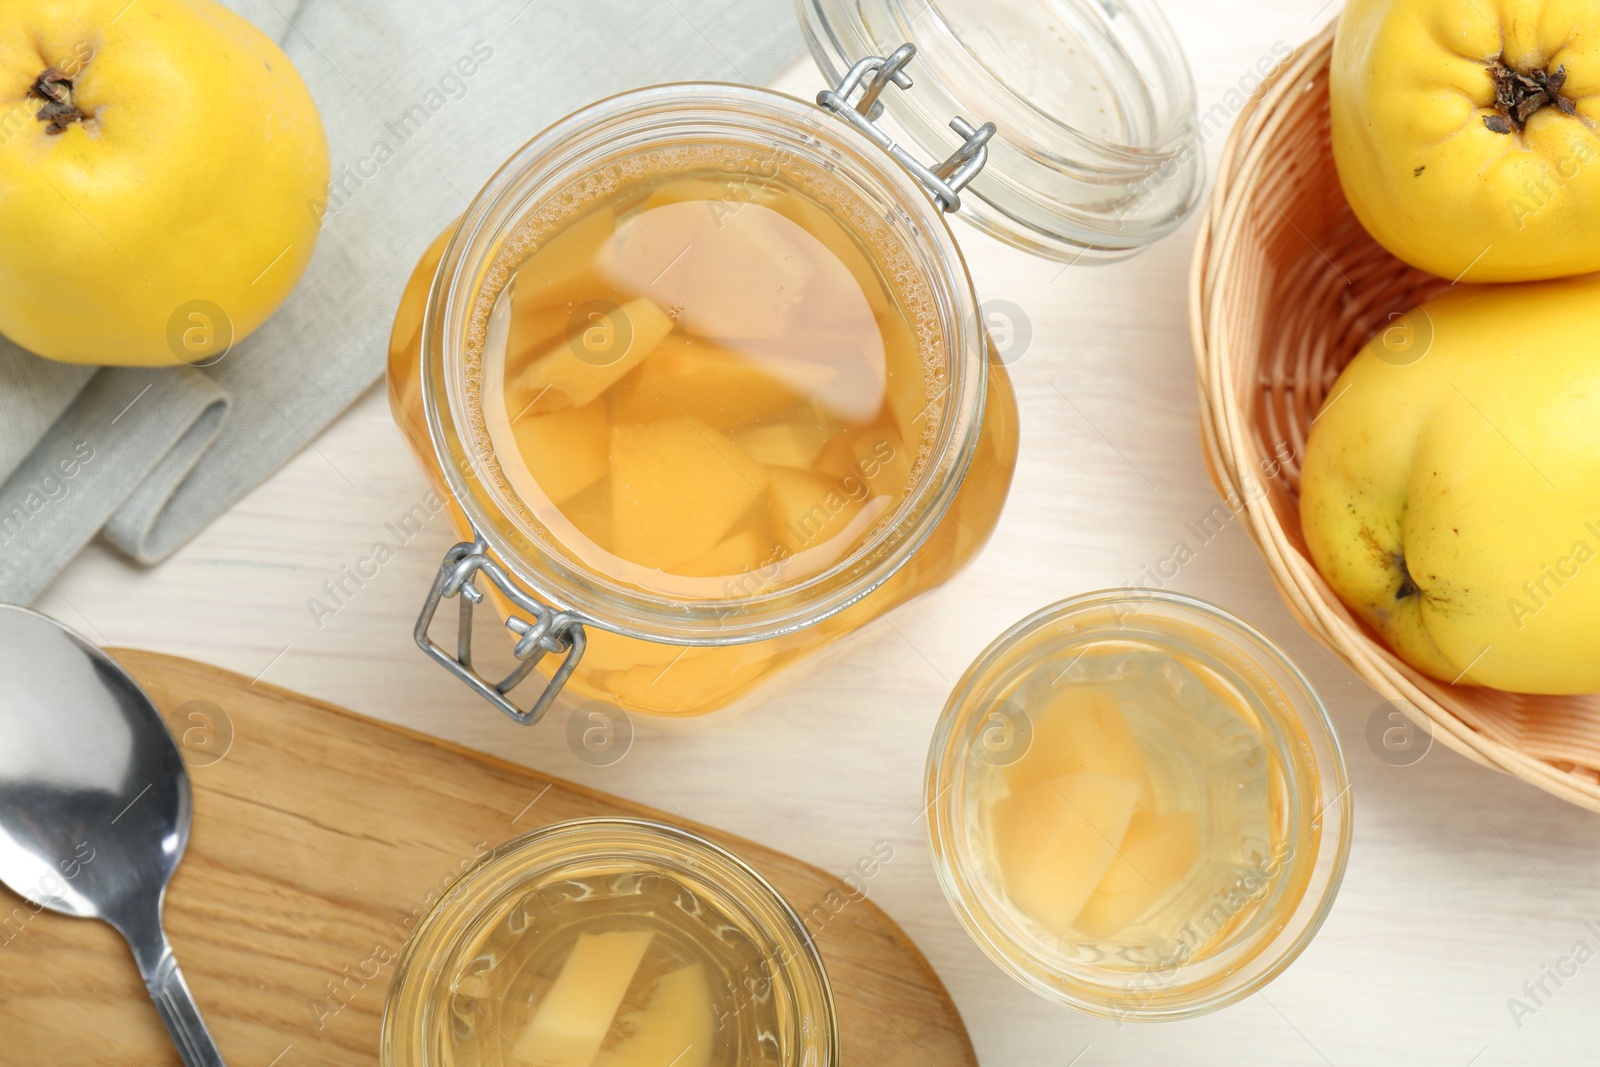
[379,817,840,1066]
[923,589,1353,1020]
[419,82,988,646]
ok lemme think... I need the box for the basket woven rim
[1188,22,1600,812]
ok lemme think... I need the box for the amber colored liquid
[440,870,789,1067]
[388,162,1018,717]
[970,638,1316,976]
[482,170,939,596]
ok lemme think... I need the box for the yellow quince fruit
[1331,0,1600,282]
[1299,274,1600,694]
[0,0,329,365]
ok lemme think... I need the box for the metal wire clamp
[415,537,587,725]
[815,43,996,214]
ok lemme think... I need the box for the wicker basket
[1189,22,1600,811]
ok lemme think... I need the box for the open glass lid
[799,0,1204,261]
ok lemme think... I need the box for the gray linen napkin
[0,0,804,603]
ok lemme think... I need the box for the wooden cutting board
[0,649,974,1066]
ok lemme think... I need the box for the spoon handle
[119,906,227,1067]
[140,947,228,1067]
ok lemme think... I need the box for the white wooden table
[38,3,1600,1064]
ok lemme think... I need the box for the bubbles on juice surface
[444,869,788,1066]
[475,149,940,601]
[971,641,1291,970]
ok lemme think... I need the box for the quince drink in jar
[388,79,1017,721]
[389,0,1207,724]
[926,592,1352,1018]
[381,820,837,1066]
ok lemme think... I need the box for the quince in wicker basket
[1189,23,1600,811]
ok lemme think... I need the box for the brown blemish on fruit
[1358,524,1392,567]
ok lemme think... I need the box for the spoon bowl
[0,605,224,1066]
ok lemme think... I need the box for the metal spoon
[0,604,225,1066]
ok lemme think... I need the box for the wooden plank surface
[0,649,974,1066]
